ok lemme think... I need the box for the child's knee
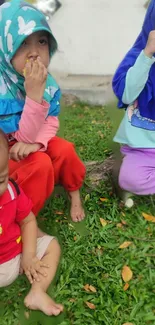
[49,239,61,258]
[119,165,141,193]
[61,141,75,158]
[34,152,52,173]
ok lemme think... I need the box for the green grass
[1,102,155,325]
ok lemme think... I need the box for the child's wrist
[26,94,43,104]
[22,251,36,259]
[32,143,42,150]
[144,47,154,58]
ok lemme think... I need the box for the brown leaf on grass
[39,217,47,221]
[24,311,30,319]
[83,284,90,292]
[74,236,77,241]
[69,298,76,303]
[89,285,97,293]
[100,197,108,202]
[100,218,107,227]
[85,301,96,309]
[123,283,130,291]
[122,265,133,282]
[55,211,64,215]
[122,323,134,325]
[97,130,104,138]
[121,219,127,225]
[142,212,155,222]
[117,223,123,228]
[119,241,132,249]
[95,247,103,255]
[83,284,97,293]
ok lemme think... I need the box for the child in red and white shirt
[0,130,63,316]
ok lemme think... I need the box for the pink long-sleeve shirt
[11,96,59,151]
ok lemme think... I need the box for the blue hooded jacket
[112,0,155,121]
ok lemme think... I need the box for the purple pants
[119,146,155,195]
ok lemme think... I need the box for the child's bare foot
[24,288,63,316]
[69,190,85,222]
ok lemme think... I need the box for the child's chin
[0,188,7,196]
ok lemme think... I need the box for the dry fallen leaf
[122,323,134,325]
[97,130,104,138]
[122,265,133,282]
[142,212,155,222]
[74,236,77,241]
[24,311,30,320]
[117,223,123,228]
[123,283,129,291]
[83,284,97,293]
[85,301,96,309]
[95,247,103,255]
[83,284,90,292]
[55,211,63,215]
[69,298,76,303]
[100,197,108,202]
[119,241,132,249]
[100,218,107,227]
[89,285,97,293]
[121,219,127,225]
[39,217,47,221]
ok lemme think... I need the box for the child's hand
[24,57,48,104]
[21,255,50,284]
[144,31,155,58]
[9,142,42,161]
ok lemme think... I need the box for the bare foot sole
[24,289,63,316]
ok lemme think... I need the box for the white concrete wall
[49,0,146,76]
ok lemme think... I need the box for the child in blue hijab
[112,0,155,197]
[0,0,86,222]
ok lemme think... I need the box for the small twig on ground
[129,236,155,242]
[145,254,155,257]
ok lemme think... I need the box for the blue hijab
[0,0,61,134]
[112,0,155,121]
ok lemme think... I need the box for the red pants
[9,137,86,215]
